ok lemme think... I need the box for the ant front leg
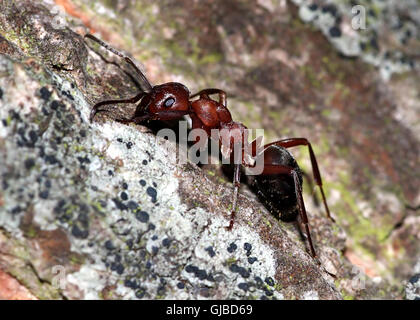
[261,163,317,257]
[190,88,227,106]
[116,110,193,125]
[265,138,335,223]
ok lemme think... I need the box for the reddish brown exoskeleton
[86,34,335,257]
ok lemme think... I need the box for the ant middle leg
[264,138,335,223]
[226,164,241,231]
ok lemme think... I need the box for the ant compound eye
[164,97,175,108]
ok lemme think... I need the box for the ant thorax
[217,122,256,167]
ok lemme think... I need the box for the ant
[85,34,335,258]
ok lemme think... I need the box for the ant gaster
[86,34,335,258]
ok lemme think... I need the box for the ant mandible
[85,34,335,258]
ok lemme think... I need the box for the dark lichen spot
[135,211,149,223]
[238,282,249,291]
[139,179,146,186]
[40,87,52,101]
[54,199,66,214]
[77,213,89,229]
[61,90,74,101]
[239,268,250,278]
[329,26,341,38]
[244,242,252,251]
[308,3,318,11]
[229,264,240,273]
[39,190,49,199]
[112,198,128,211]
[50,100,64,110]
[142,159,148,165]
[71,225,89,239]
[244,242,252,255]
[148,223,156,230]
[110,262,124,274]
[162,238,171,247]
[117,138,123,143]
[127,200,138,211]
[205,246,216,257]
[105,240,115,251]
[227,242,237,253]
[0,88,3,100]
[45,180,52,188]
[126,142,133,149]
[77,156,91,164]
[206,273,215,282]
[11,206,22,215]
[135,288,146,299]
[11,110,20,121]
[145,261,152,269]
[28,130,38,145]
[370,37,379,51]
[120,191,128,201]
[185,265,198,273]
[146,187,157,203]
[195,269,207,280]
[124,279,138,289]
[322,4,337,17]
[177,282,185,289]
[116,264,125,274]
[260,295,269,300]
[108,170,114,176]
[265,277,275,287]
[264,288,273,296]
[248,257,257,264]
[152,246,159,254]
[24,158,35,170]
[45,154,58,165]
[122,182,128,189]
[157,285,166,296]
[254,276,264,288]
[41,106,50,116]
[100,199,108,208]
[409,274,420,285]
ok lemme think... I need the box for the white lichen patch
[302,290,319,300]
[292,0,419,80]
[66,264,109,300]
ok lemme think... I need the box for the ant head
[137,82,190,120]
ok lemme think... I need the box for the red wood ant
[85,34,335,258]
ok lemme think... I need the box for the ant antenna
[84,34,153,93]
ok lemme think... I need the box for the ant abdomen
[251,145,303,222]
